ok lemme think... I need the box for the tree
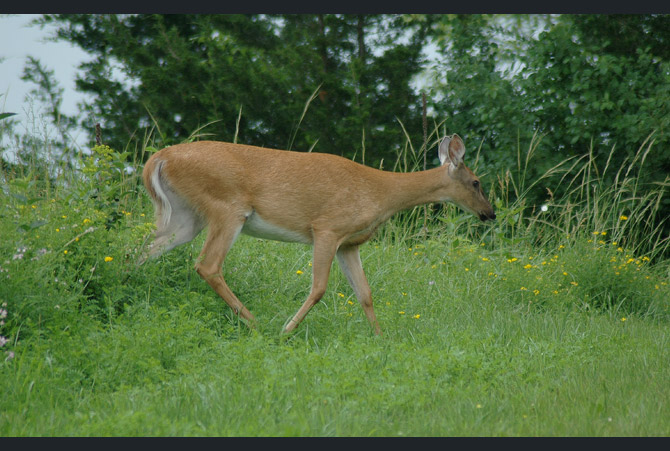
[519,15,670,183]
[423,14,670,209]
[37,14,431,167]
[421,15,534,173]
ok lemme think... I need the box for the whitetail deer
[139,135,495,334]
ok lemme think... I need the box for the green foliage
[0,112,17,121]
[76,144,136,229]
[2,122,670,435]
[37,14,430,167]
[22,14,670,239]
[18,56,80,164]
[419,14,670,229]
[561,239,666,316]
[3,28,670,431]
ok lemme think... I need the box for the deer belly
[241,210,311,244]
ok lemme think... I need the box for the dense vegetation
[20,15,670,203]
[1,117,669,435]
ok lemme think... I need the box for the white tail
[139,135,495,334]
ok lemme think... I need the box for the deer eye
[473,180,480,189]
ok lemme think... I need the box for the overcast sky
[0,14,90,145]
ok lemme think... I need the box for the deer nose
[480,211,496,221]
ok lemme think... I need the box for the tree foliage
[422,14,670,210]
[15,14,670,225]
[36,14,431,166]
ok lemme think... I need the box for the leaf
[0,112,17,121]
[30,220,48,229]
[10,192,28,203]
[18,219,48,233]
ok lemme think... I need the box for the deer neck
[378,165,450,216]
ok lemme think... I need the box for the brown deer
[139,135,495,334]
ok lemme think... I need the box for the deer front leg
[283,234,338,334]
[336,244,381,335]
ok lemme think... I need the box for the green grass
[1,139,670,436]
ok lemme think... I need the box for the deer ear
[438,134,466,166]
[449,134,465,166]
[438,136,451,166]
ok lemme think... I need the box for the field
[1,138,669,436]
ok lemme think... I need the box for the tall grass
[494,132,670,261]
[384,126,670,263]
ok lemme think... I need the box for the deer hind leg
[283,233,339,334]
[138,185,204,264]
[195,215,256,328]
[336,245,381,335]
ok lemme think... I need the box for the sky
[0,14,90,146]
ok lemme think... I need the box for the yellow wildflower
[296,270,303,275]
[104,256,113,262]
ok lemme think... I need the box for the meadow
[1,131,669,436]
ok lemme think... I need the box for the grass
[1,129,669,436]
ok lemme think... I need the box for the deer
[138,134,495,335]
